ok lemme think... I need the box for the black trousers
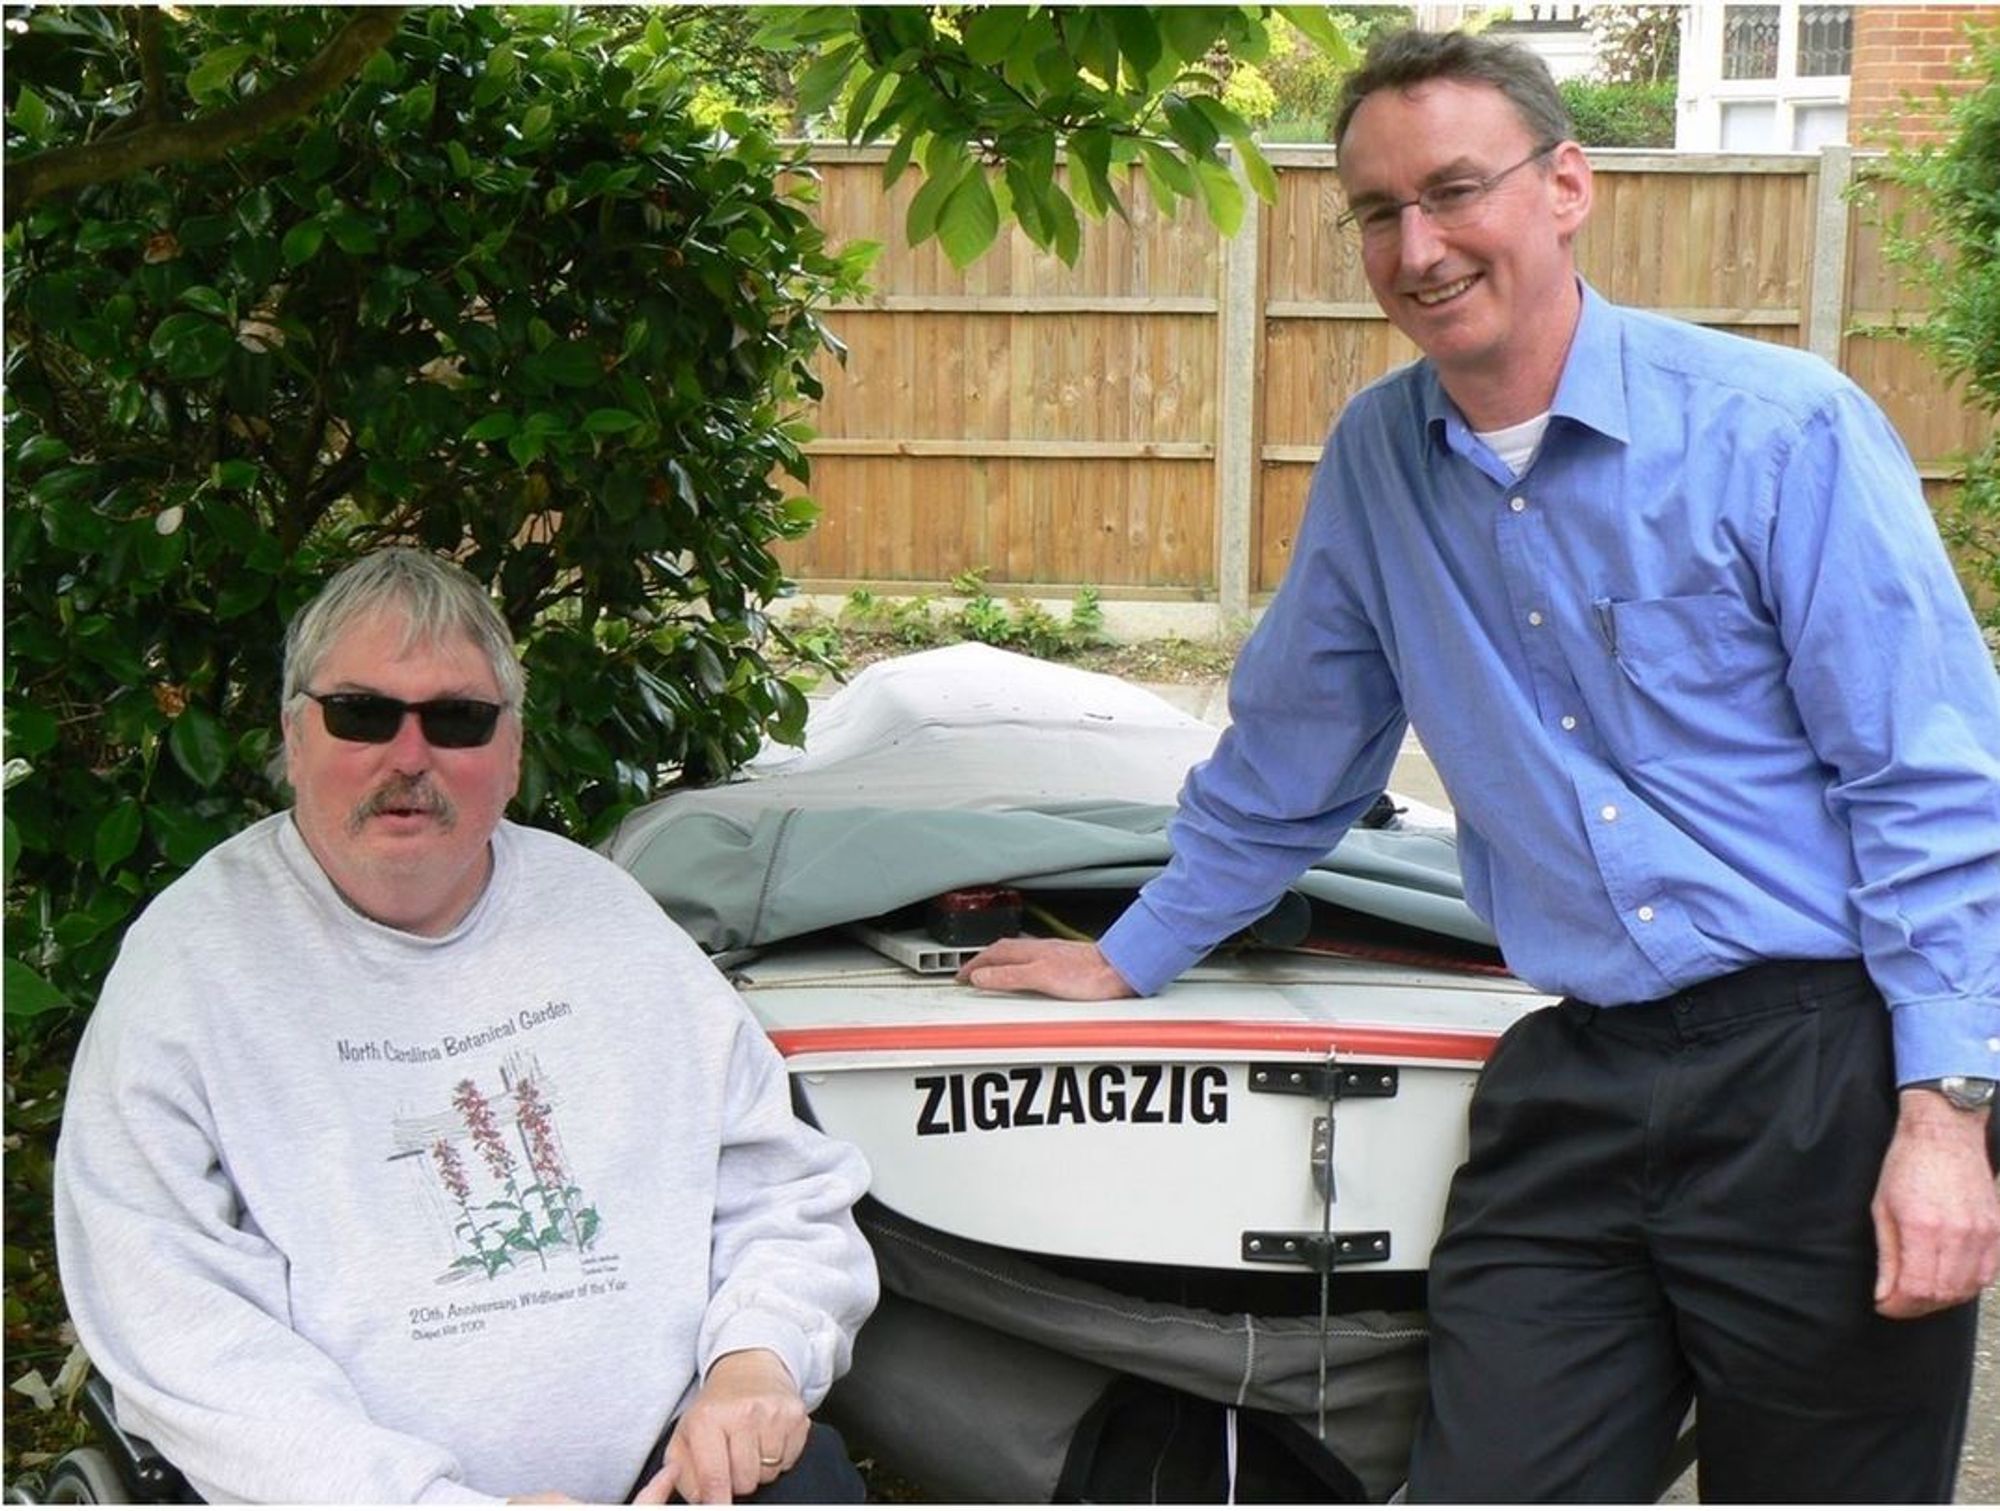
[628,1420,866,1504]
[1407,959,1983,1503]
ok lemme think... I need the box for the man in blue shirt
[963,27,2000,1502]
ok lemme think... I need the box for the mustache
[348,775,457,833]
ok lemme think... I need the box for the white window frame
[1677,2,1852,152]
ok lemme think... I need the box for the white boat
[607,644,1547,1502]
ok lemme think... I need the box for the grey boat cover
[827,1203,1427,1503]
[605,643,1490,951]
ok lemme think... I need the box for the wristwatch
[1906,1076,1999,1113]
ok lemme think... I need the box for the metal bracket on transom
[1240,1230,1393,1270]
[1245,1062,1400,1099]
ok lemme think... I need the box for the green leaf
[328,212,379,257]
[464,412,519,442]
[281,220,327,266]
[1160,8,1223,65]
[1075,10,1122,89]
[148,805,226,869]
[178,285,232,318]
[3,960,68,1021]
[9,83,54,142]
[883,128,920,191]
[962,8,1028,67]
[769,678,809,748]
[795,40,862,119]
[1139,141,1196,204]
[1045,183,1083,266]
[216,575,272,621]
[522,103,553,139]
[211,459,260,491]
[1192,157,1245,237]
[905,157,968,246]
[2,816,17,887]
[1006,162,1051,251]
[1237,140,1278,206]
[148,313,233,380]
[1276,6,1358,65]
[582,409,640,434]
[167,706,230,790]
[1109,10,1164,82]
[937,170,1001,268]
[528,341,604,388]
[6,702,59,760]
[295,127,340,182]
[1068,129,1118,221]
[187,43,258,102]
[843,66,897,143]
[237,186,276,235]
[1162,93,1221,156]
[13,434,70,470]
[93,798,143,876]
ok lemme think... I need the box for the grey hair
[1333,28,1574,153]
[280,549,526,715]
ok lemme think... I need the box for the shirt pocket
[1600,592,1764,691]
[1589,592,1785,755]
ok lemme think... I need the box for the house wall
[1849,5,1999,142]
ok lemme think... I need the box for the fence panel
[775,145,1984,608]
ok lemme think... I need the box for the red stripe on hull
[768,1018,1500,1064]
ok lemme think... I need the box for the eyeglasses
[1339,144,1559,243]
[303,691,506,748]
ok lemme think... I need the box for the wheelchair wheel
[41,1448,130,1504]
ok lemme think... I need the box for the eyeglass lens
[307,692,503,748]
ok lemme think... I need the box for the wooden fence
[775,144,1987,619]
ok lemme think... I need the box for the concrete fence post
[1807,143,1855,367]
[1214,152,1262,626]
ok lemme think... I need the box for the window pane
[1797,5,1853,77]
[1721,100,1779,150]
[1724,5,1781,79]
[1793,102,1847,149]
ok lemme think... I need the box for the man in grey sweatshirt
[55,549,878,1504]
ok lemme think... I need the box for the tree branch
[136,7,169,126]
[5,7,409,216]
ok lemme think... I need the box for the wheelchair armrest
[79,1373,197,1503]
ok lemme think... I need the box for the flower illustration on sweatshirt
[403,1052,603,1283]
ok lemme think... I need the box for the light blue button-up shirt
[1101,285,2000,1082]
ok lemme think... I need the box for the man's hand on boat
[957,937,1137,1000]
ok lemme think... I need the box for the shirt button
[1560,715,1578,731]
[1600,804,1619,822]
[1636,905,1656,923]
[1509,497,1527,513]
[1988,1037,2000,1053]
[1527,611,1544,627]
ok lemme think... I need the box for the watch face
[1941,1076,1999,1112]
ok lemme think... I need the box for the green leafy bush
[3,6,870,1026]
[1559,80,1677,148]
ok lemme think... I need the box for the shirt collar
[1419,280,1630,451]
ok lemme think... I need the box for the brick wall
[1849,5,1999,143]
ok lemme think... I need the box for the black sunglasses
[303,691,506,748]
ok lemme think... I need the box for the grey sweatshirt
[55,815,876,1503]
